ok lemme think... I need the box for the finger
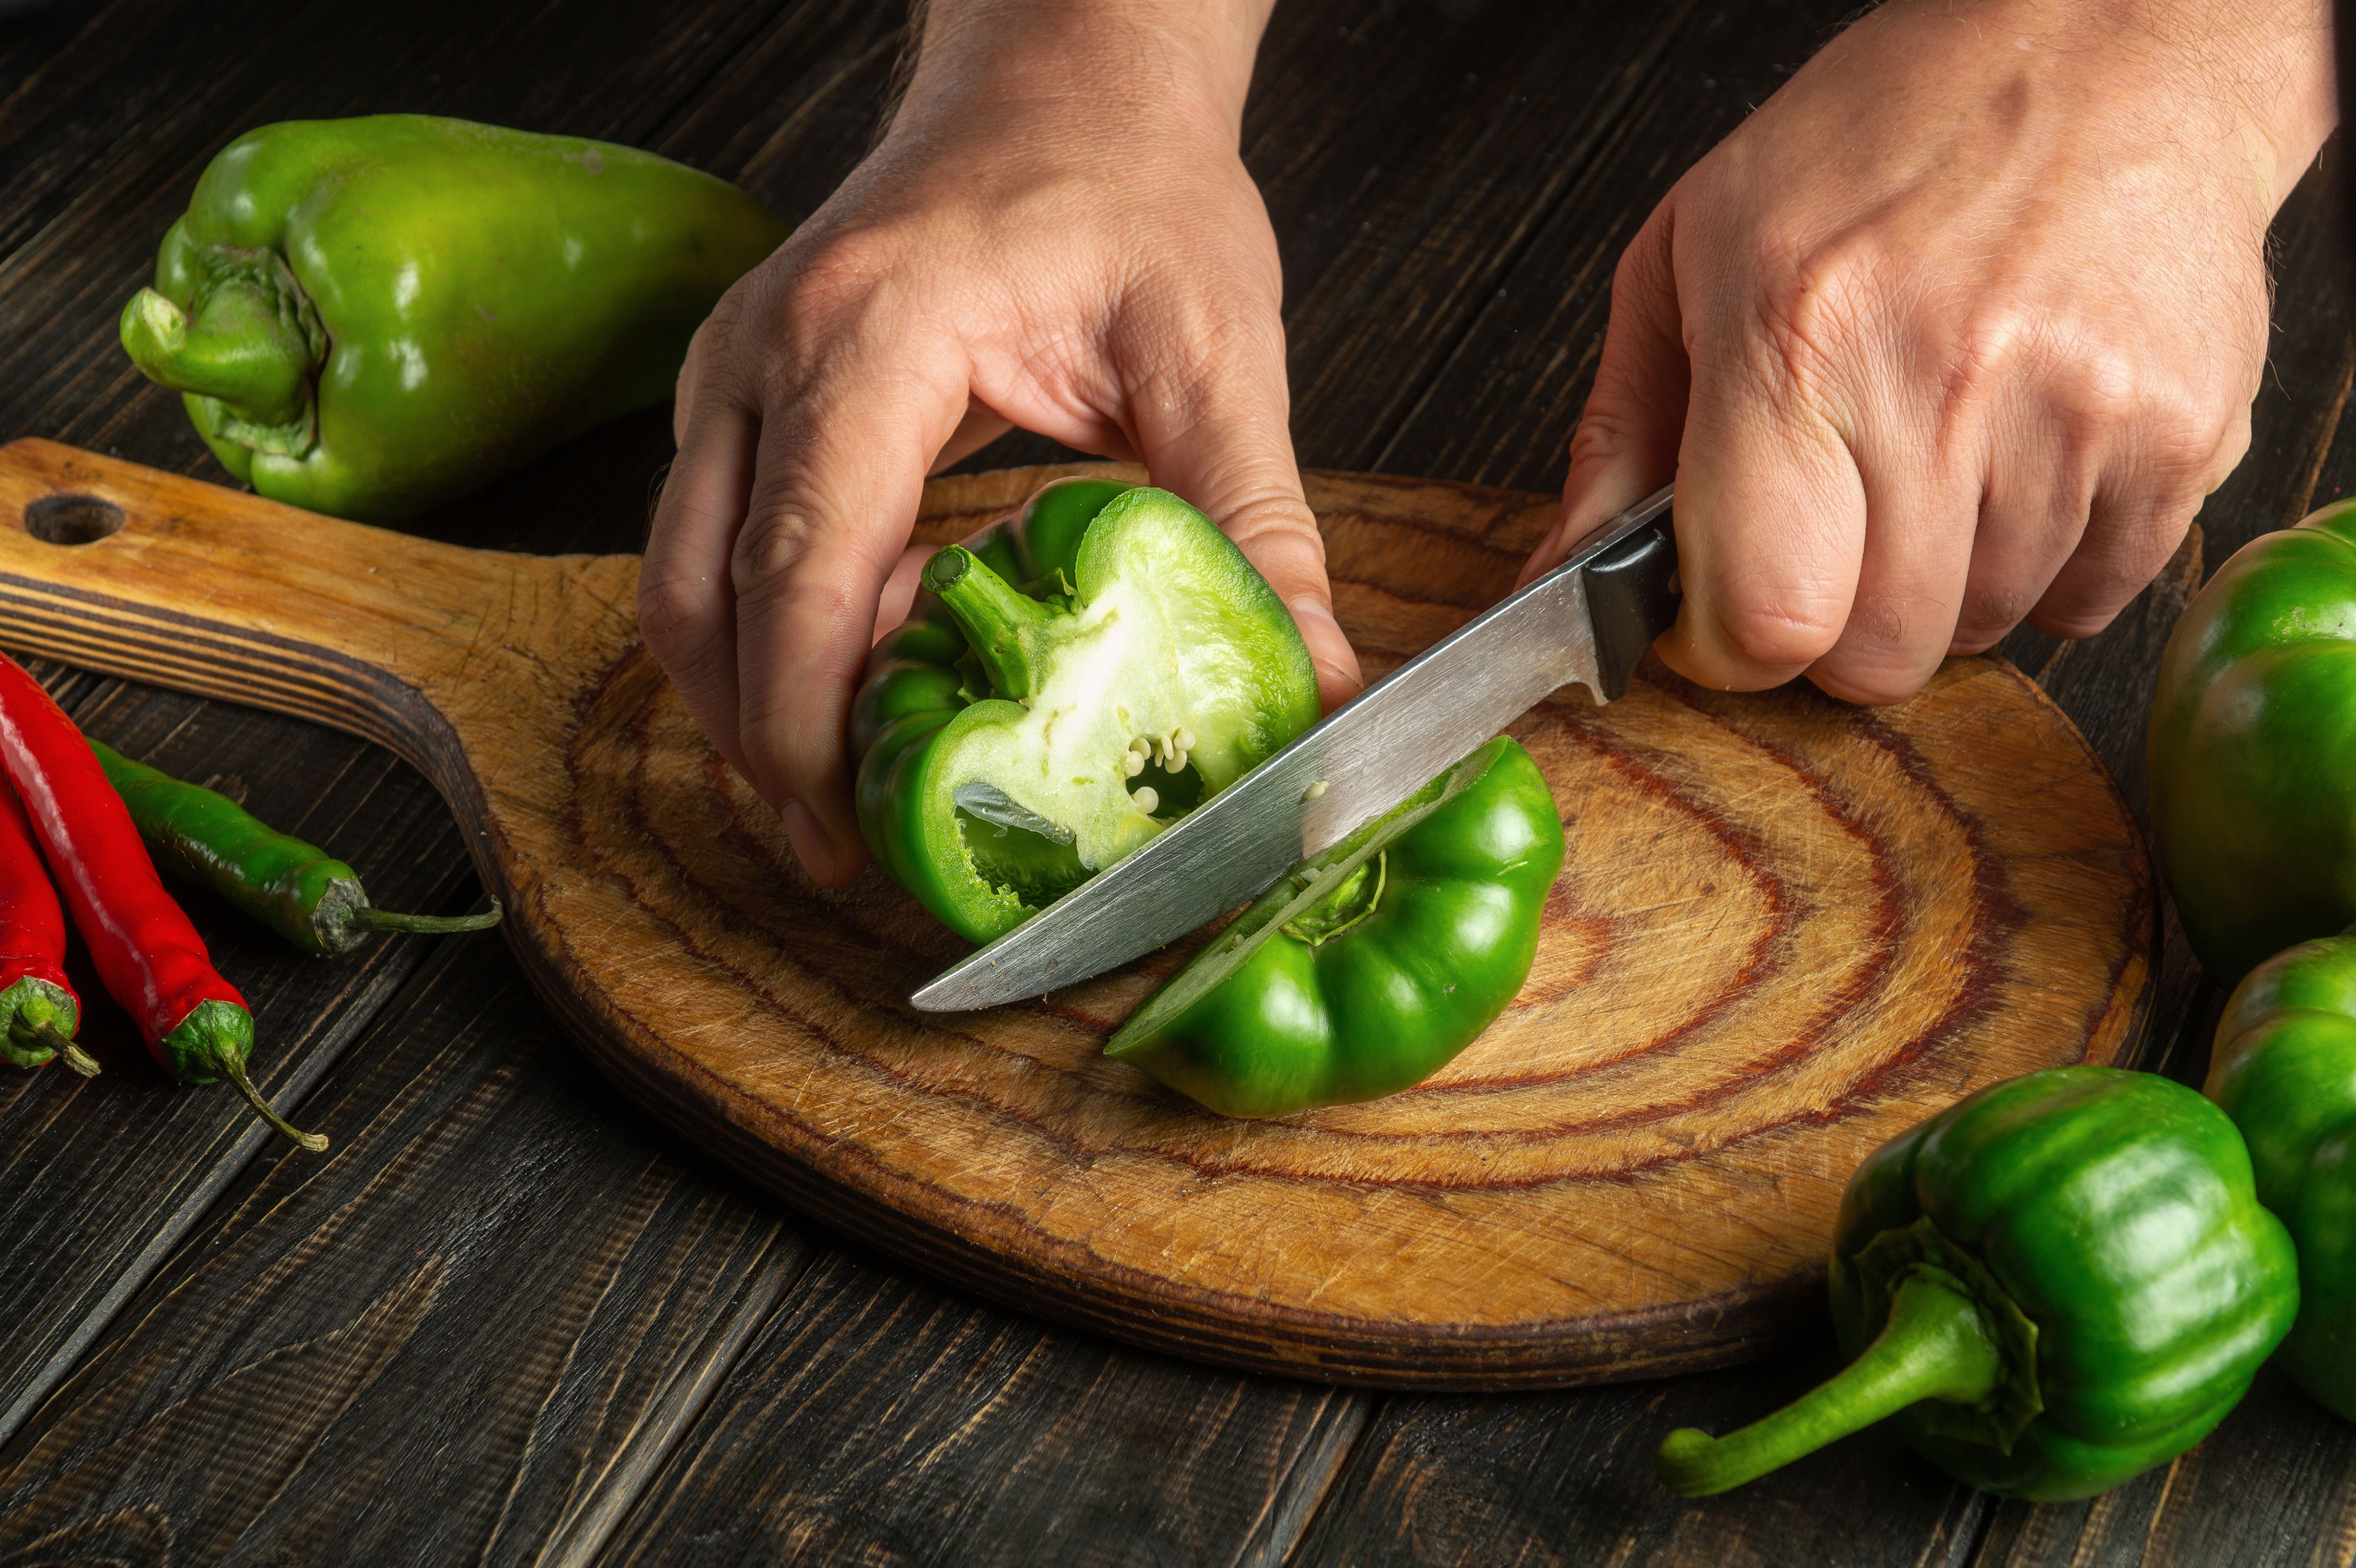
[1801,471,1974,703]
[874,543,933,643]
[1801,423,1977,702]
[2029,412,2233,640]
[1522,204,1691,589]
[929,398,1014,475]
[734,350,969,886]
[1947,411,2094,654]
[1118,303,1364,710]
[642,390,761,782]
[1661,308,1865,691]
[673,302,729,447]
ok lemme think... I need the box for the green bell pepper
[2150,499,2356,984]
[1657,1066,2297,1501]
[850,478,1320,944]
[2209,926,2356,1420]
[118,114,787,523]
[1103,736,1563,1118]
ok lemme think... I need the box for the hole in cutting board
[23,492,123,544]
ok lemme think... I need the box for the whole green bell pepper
[850,478,1320,943]
[1103,735,1562,1117]
[2209,926,2356,1419]
[1657,1066,2297,1501]
[117,114,787,523]
[2150,498,2356,984]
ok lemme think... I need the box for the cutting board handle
[0,439,640,783]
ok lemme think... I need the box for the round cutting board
[0,441,2151,1388]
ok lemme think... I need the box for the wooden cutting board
[0,439,2152,1389]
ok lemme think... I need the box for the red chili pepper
[0,777,95,1077]
[0,654,323,1149]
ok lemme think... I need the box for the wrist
[2028,0,2335,207]
[898,0,1274,146]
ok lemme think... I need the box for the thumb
[1521,203,1691,589]
[1123,311,1364,712]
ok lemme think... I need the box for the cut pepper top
[853,479,1320,943]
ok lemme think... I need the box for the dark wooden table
[0,1,2347,1562]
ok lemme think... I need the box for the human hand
[1521,0,2334,702]
[640,0,1360,887]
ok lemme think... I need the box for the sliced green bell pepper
[118,114,787,523]
[1657,1066,2297,1501]
[1103,736,1563,1118]
[850,478,1320,944]
[2209,927,2356,1419]
[2150,499,2356,984]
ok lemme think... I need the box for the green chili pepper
[2209,927,2356,1420]
[90,739,502,956]
[2149,497,2356,984]
[1656,1066,2297,1501]
[117,114,787,523]
[1104,736,1562,1118]
[850,478,1321,943]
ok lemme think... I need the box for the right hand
[639,0,1362,889]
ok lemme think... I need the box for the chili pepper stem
[922,547,1061,699]
[1655,1272,2004,1496]
[217,1053,329,1153]
[31,1023,99,1078]
[347,899,504,936]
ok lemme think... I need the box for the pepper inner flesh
[931,565,1247,907]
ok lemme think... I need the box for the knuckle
[2047,351,2140,449]
[1568,392,1659,472]
[1924,304,2035,446]
[636,573,713,664]
[729,505,819,597]
[780,233,892,319]
[2136,398,2232,491]
[1746,229,1878,392]
[1954,578,2040,645]
[1217,491,1322,555]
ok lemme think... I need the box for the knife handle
[1581,506,1680,702]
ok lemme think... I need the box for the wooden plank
[1351,0,1848,487]
[1967,1372,2356,1568]
[0,935,806,1567]
[1249,0,1701,462]
[598,1253,1367,1568]
[1287,1345,1987,1568]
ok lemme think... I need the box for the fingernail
[779,799,838,873]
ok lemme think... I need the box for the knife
[909,483,1680,1012]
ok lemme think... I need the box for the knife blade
[909,483,1680,1012]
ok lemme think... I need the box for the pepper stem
[218,1053,330,1153]
[348,898,505,936]
[922,547,1063,700]
[33,1023,99,1078]
[166,999,329,1153]
[1654,1271,2004,1496]
[119,285,315,429]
